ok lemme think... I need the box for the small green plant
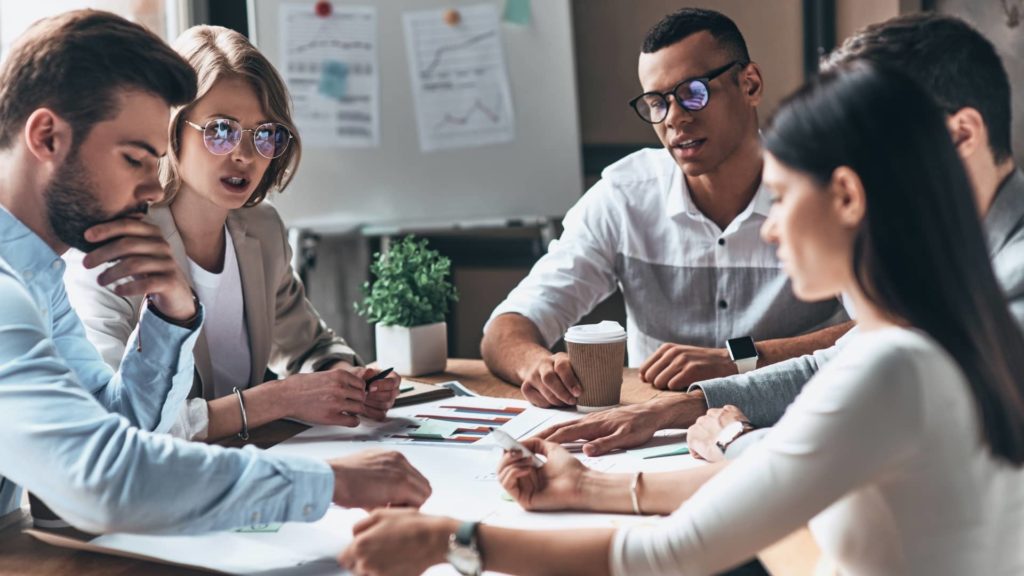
[355,236,458,327]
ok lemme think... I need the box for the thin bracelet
[630,471,643,515]
[232,387,250,441]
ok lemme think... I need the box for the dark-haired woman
[338,62,1024,576]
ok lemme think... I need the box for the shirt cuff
[136,302,204,353]
[308,349,362,372]
[687,377,731,410]
[484,304,563,349]
[265,453,333,523]
[168,398,210,441]
[724,428,770,459]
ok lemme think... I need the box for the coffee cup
[564,321,627,412]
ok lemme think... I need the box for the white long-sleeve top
[612,327,1024,575]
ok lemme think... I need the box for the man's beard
[45,149,149,252]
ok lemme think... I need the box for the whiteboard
[248,0,582,232]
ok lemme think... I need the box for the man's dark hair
[823,12,1013,163]
[641,7,750,62]
[0,9,197,150]
[765,62,1024,464]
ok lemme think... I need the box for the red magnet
[315,1,332,18]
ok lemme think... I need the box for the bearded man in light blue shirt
[0,10,429,534]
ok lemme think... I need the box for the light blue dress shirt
[0,206,331,533]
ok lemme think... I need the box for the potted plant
[355,236,458,376]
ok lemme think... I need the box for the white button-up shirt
[488,148,847,365]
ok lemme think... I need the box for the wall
[572,0,805,147]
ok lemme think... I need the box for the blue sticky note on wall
[503,0,531,25]
[318,60,349,100]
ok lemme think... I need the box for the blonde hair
[159,25,301,207]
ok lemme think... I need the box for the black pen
[364,367,394,390]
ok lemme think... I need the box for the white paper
[403,4,515,152]
[280,4,379,148]
[77,402,706,575]
[90,506,366,575]
[280,396,554,448]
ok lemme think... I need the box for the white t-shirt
[187,229,251,400]
[612,327,1024,575]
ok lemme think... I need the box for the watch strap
[455,520,480,546]
[734,356,758,374]
[715,421,746,454]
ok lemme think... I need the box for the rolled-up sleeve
[50,274,202,434]
[486,181,622,347]
[0,272,332,535]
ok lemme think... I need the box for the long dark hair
[764,62,1024,464]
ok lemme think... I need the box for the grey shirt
[694,168,1024,456]
[487,148,848,366]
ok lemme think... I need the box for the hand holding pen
[362,367,400,421]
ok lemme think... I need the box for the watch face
[727,336,757,360]
[449,547,482,575]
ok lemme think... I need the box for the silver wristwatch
[447,520,482,576]
[715,420,748,454]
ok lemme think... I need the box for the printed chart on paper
[279,4,380,147]
[403,4,515,152]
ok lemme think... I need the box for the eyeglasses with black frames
[628,60,748,124]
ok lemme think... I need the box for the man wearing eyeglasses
[483,8,851,409]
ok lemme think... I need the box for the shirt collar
[983,168,1024,257]
[0,203,66,283]
[665,165,773,223]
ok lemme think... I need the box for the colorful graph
[404,5,515,151]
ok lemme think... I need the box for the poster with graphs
[280,4,379,148]
[403,4,516,152]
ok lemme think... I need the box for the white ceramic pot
[374,321,448,376]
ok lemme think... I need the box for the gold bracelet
[630,471,643,515]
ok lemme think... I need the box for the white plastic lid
[564,321,627,344]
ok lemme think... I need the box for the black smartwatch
[726,336,758,374]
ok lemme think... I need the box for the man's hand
[687,405,752,462]
[535,402,664,456]
[520,352,582,408]
[640,344,737,390]
[329,450,431,509]
[534,390,708,455]
[339,509,456,576]
[82,219,196,322]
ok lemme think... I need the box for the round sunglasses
[184,118,294,159]
[629,60,748,124]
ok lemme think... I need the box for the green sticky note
[408,420,461,439]
[318,60,349,100]
[503,0,531,25]
[629,442,690,459]
[235,523,282,533]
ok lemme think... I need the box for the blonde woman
[64,25,399,441]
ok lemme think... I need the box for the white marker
[490,429,545,468]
